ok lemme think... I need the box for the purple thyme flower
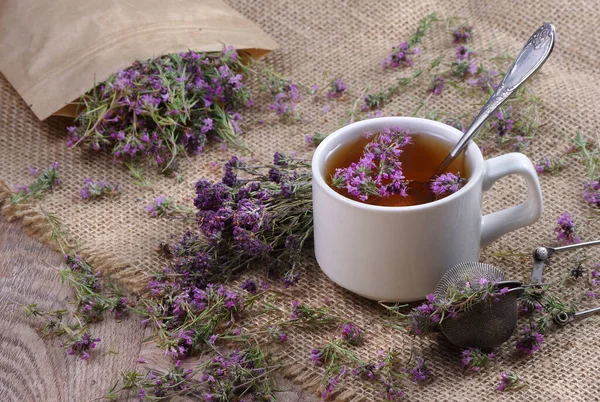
[430,172,467,199]
[145,195,175,217]
[321,366,348,399]
[455,45,474,60]
[381,41,420,68]
[327,78,348,98]
[222,156,241,187]
[554,211,581,244]
[453,25,473,43]
[194,180,231,211]
[535,156,551,174]
[66,332,101,360]
[492,106,514,137]
[282,271,301,288]
[310,348,324,366]
[240,279,258,294]
[497,371,526,392]
[339,322,364,346]
[407,356,432,383]
[515,324,544,354]
[79,178,121,200]
[269,83,302,118]
[331,127,411,202]
[583,180,600,207]
[273,152,288,166]
[429,76,446,95]
[460,348,495,372]
[468,69,499,93]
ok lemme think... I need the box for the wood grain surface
[0,215,319,402]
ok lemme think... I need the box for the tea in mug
[325,128,468,207]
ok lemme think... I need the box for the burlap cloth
[2,0,600,400]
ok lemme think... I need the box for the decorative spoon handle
[433,23,556,176]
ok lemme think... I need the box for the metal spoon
[431,23,556,179]
[554,306,600,326]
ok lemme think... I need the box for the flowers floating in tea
[327,127,468,206]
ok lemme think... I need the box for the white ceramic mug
[311,117,543,302]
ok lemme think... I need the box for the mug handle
[480,153,543,247]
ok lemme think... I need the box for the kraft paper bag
[0,0,278,120]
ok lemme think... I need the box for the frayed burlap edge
[0,181,150,294]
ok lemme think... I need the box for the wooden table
[0,216,318,401]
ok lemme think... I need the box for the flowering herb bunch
[430,172,467,199]
[497,371,527,392]
[105,345,281,401]
[79,178,121,200]
[162,152,313,290]
[387,278,510,336]
[252,61,306,121]
[381,13,439,69]
[20,207,132,361]
[9,162,61,204]
[330,127,412,202]
[535,156,566,175]
[66,47,250,171]
[310,338,433,401]
[60,254,131,323]
[145,195,194,218]
[460,348,495,373]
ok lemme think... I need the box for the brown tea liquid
[325,132,468,207]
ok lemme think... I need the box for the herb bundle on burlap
[3,0,600,400]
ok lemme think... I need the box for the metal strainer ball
[434,261,524,350]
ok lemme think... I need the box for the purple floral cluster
[430,172,467,199]
[468,68,499,93]
[305,133,329,147]
[66,47,250,168]
[429,76,446,95]
[587,269,600,298]
[554,211,581,244]
[327,78,348,99]
[321,366,348,399]
[137,362,194,400]
[62,331,101,360]
[352,350,430,400]
[200,347,276,401]
[583,180,600,207]
[145,195,192,218]
[147,282,245,359]
[407,356,432,383]
[145,196,174,217]
[450,45,477,80]
[535,156,565,175]
[11,162,61,203]
[269,83,302,118]
[381,41,421,68]
[497,371,527,392]
[195,155,301,259]
[460,348,495,372]
[515,324,544,354]
[331,127,411,202]
[453,25,473,43]
[79,178,120,200]
[429,40,477,96]
[64,254,132,324]
[171,153,312,287]
[339,322,364,346]
[492,106,514,137]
